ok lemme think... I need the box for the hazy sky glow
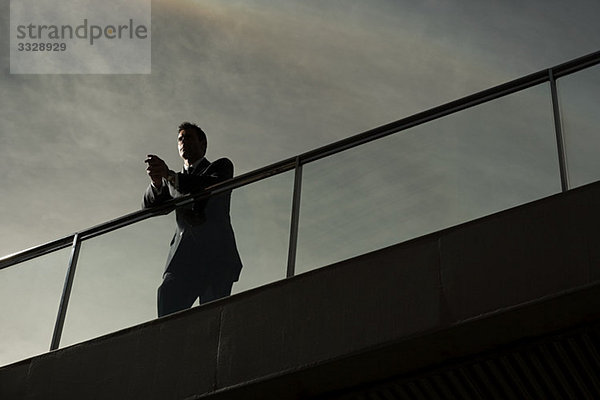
[1,0,599,366]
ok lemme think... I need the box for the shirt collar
[183,157,207,173]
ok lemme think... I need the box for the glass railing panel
[230,170,294,293]
[0,248,71,366]
[296,83,561,273]
[557,65,600,188]
[60,214,174,347]
[60,171,293,346]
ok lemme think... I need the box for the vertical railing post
[549,69,570,192]
[50,233,82,350]
[286,156,303,278]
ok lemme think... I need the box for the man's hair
[178,122,207,144]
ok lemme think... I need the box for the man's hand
[145,154,169,188]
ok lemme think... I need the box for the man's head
[177,122,207,165]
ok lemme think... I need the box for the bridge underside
[2,181,600,400]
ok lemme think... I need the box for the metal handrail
[1,49,599,272]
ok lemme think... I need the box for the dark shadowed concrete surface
[2,181,600,400]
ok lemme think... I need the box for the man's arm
[142,180,173,209]
[176,158,234,217]
[142,156,233,209]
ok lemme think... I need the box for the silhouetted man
[143,122,242,317]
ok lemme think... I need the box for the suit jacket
[143,157,243,282]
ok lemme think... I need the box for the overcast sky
[1,0,600,366]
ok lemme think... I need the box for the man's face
[178,129,206,163]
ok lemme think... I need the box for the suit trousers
[157,272,233,317]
